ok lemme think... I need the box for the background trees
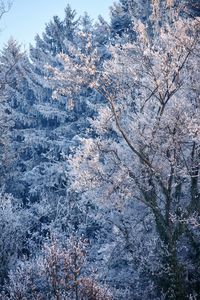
[0,3,113,298]
[0,1,199,299]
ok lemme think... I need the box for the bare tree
[0,0,12,20]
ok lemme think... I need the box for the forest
[0,0,199,299]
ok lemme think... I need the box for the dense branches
[49,3,200,298]
[0,1,199,299]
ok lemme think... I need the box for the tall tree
[49,4,200,298]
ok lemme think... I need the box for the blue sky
[0,0,114,49]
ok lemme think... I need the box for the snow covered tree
[63,4,80,43]
[2,238,112,300]
[93,15,110,49]
[109,0,153,42]
[5,5,111,264]
[49,4,200,298]
[32,4,79,58]
[110,1,134,39]
[0,192,33,289]
[0,39,42,200]
[0,39,26,187]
